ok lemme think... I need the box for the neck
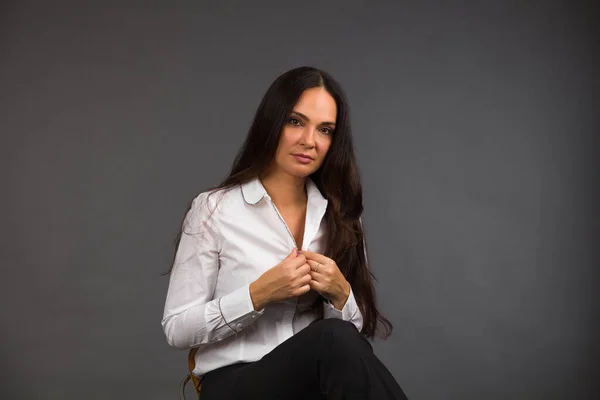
[260,170,307,208]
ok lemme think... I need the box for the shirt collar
[241,177,328,209]
[240,177,267,205]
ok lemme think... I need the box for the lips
[293,154,313,164]
[292,153,313,160]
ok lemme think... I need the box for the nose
[299,126,317,148]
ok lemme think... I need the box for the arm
[161,193,264,349]
[323,286,364,332]
[322,216,369,332]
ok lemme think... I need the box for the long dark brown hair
[167,66,392,339]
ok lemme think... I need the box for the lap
[200,319,366,400]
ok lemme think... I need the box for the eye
[288,118,301,126]
[320,126,335,135]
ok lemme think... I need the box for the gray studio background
[1,1,597,399]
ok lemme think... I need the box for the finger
[293,283,311,297]
[299,273,312,285]
[308,278,326,293]
[296,263,311,276]
[289,254,307,268]
[285,248,298,259]
[308,270,326,282]
[306,259,328,274]
[284,254,305,269]
[296,284,311,295]
[301,250,331,265]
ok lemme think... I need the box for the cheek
[278,129,299,151]
[316,137,332,156]
[275,131,293,156]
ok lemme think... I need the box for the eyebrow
[290,111,336,126]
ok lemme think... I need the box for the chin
[287,166,316,178]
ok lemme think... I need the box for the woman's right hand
[249,248,311,310]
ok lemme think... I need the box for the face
[272,87,337,178]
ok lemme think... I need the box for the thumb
[285,248,298,259]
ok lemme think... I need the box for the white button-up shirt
[161,177,364,377]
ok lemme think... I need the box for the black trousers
[199,318,408,399]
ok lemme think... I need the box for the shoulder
[182,186,242,241]
[188,185,245,220]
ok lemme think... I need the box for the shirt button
[216,337,222,342]
[251,315,256,319]
[236,323,243,330]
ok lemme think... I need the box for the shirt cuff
[323,287,360,322]
[217,284,264,333]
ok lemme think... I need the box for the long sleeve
[323,287,364,332]
[322,216,370,333]
[161,193,264,349]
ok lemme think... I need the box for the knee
[312,319,371,350]
[313,318,373,357]
[314,318,357,335]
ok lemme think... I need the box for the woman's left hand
[300,250,350,310]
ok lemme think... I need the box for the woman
[162,66,408,399]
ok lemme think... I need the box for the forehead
[294,87,337,122]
